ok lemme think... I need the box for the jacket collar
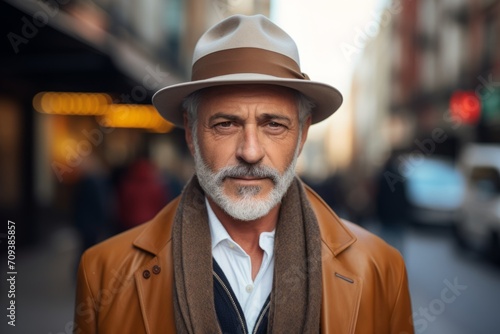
[133,182,357,257]
[302,184,357,255]
[132,196,180,255]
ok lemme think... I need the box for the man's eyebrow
[207,112,293,124]
[208,113,242,123]
[258,113,292,124]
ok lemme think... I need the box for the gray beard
[192,130,300,221]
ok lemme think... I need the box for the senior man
[74,14,414,334]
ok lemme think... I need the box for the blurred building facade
[0,0,270,245]
[349,0,500,220]
[353,0,500,169]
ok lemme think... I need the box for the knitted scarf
[172,176,322,333]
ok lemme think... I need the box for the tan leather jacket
[74,185,414,334]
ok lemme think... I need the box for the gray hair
[182,88,315,132]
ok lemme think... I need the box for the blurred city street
[403,227,500,334]
[0,226,77,334]
[1,222,500,334]
[1,0,500,333]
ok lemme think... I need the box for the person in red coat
[116,159,168,231]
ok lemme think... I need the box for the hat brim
[152,73,343,128]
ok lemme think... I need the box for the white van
[455,144,500,261]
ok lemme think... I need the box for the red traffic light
[449,91,481,124]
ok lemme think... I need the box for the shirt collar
[205,197,275,252]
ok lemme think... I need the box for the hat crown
[192,14,301,66]
[153,14,343,129]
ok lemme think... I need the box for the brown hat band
[191,47,310,81]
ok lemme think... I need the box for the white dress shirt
[206,198,275,333]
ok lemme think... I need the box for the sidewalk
[1,227,78,334]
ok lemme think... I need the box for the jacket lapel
[319,246,362,334]
[304,185,362,334]
[133,198,180,334]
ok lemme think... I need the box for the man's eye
[268,122,284,128]
[215,121,233,128]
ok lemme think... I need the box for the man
[74,14,414,334]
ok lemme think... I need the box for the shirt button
[245,284,254,293]
[228,242,235,249]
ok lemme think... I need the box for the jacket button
[143,270,151,279]
[152,265,161,275]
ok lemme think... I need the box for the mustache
[215,164,281,184]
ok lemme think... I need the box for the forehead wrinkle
[199,88,298,125]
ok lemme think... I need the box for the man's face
[185,85,311,221]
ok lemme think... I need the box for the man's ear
[184,114,195,156]
[298,116,312,156]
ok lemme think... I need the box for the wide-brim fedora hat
[153,14,343,128]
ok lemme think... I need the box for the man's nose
[236,125,265,164]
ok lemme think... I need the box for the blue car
[402,155,465,225]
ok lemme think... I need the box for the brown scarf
[172,176,322,333]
